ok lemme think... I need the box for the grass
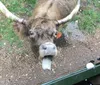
[0,0,100,47]
[79,9,100,33]
[0,0,36,47]
[78,0,100,33]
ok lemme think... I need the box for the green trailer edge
[42,64,100,85]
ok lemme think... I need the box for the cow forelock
[29,18,57,46]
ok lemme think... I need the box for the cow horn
[56,0,80,25]
[0,1,26,23]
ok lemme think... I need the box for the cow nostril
[53,46,55,49]
[42,46,47,50]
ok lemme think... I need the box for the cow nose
[42,45,56,50]
[41,43,56,51]
[39,42,57,57]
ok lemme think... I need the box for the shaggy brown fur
[14,0,78,42]
[31,0,77,20]
[14,0,78,56]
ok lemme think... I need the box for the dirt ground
[0,29,100,85]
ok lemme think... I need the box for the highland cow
[0,0,80,69]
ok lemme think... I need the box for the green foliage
[0,0,36,47]
[79,9,100,33]
[72,0,100,33]
[77,0,100,34]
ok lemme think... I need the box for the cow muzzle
[39,42,57,57]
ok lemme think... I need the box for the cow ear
[13,20,29,38]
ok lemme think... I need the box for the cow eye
[53,31,58,37]
[55,32,57,35]
[29,31,36,38]
[28,30,34,35]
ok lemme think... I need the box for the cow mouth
[44,55,53,61]
[42,55,53,70]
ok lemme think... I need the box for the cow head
[0,0,80,58]
[28,18,58,58]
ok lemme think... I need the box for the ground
[0,0,100,85]
[0,30,100,85]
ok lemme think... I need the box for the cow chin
[39,42,57,58]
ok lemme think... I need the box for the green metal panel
[42,64,100,85]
